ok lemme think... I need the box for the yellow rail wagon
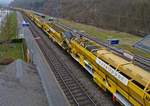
[42,22,74,49]
[24,10,150,106]
[69,37,150,106]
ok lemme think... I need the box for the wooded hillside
[11,0,150,36]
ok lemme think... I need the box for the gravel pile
[0,59,48,106]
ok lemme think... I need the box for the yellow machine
[42,23,65,47]
[69,37,150,106]
[24,10,150,106]
[42,22,74,49]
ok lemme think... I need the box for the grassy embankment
[0,12,24,64]
[59,19,150,58]
[0,12,17,40]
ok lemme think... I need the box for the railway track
[56,22,150,71]
[24,16,97,106]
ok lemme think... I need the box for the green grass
[0,11,25,64]
[59,19,150,58]
[0,43,24,62]
[0,12,18,40]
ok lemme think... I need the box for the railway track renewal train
[21,10,150,106]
